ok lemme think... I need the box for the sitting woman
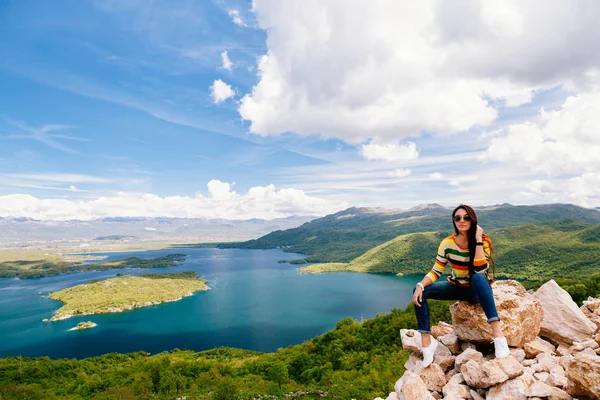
[412,204,509,367]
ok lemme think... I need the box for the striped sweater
[426,235,491,286]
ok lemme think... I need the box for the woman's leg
[413,281,470,346]
[469,273,500,330]
[469,274,509,358]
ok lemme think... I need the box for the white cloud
[210,79,235,103]
[2,173,113,183]
[0,180,346,221]
[484,92,600,175]
[240,0,600,143]
[221,51,233,71]
[391,168,412,178]
[514,173,600,207]
[428,172,444,181]
[228,9,246,27]
[361,141,419,162]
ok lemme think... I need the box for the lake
[0,248,420,359]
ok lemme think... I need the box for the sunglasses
[453,214,472,222]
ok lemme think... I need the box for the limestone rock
[455,348,483,370]
[435,355,456,372]
[439,332,460,354]
[431,321,454,339]
[400,329,421,352]
[451,280,543,346]
[394,371,435,400]
[582,297,600,313]
[418,363,446,392]
[524,337,555,358]
[486,376,529,400]
[461,355,523,389]
[565,352,600,400]
[525,381,572,400]
[469,389,484,400]
[532,280,597,346]
[510,348,526,363]
[404,353,421,372]
[580,347,597,357]
[441,382,471,399]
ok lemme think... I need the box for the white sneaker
[493,336,509,359]
[421,338,438,368]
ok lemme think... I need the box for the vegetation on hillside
[48,272,209,321]
[301,219,600,284]
[0,301,455,400]
[0,254,187,279]
[219,204,600,263]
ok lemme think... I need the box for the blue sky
[1,1,599,220]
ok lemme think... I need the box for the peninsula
[0,253,187,279]
[47,271,209,321]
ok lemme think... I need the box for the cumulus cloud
[0,180,346,221]
[210,79,235,103]
[484,92,600,175]
[514,173,600,207]
[221,51,233,71]
[239,0,600,143]
[361,141,419,162]
[228,9,246,27]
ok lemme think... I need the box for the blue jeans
[413,273,500,333]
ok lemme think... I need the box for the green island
[0,253,187,279]
[68,321,97,331]
[47,271,209,321]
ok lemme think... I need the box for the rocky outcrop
[386,280,600,400]
[450,280,544,347]
[533,280,597,346]
[565,353,600,399]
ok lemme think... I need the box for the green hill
[219,204,600,263]
[301,219,600,282]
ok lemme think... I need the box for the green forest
[1,301,453,400]
[301,219,600,285]
[0,254,187,279]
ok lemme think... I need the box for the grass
[48,272,209,321]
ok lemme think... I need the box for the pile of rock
[375,280,600,400]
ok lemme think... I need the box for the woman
[412,204,509,368]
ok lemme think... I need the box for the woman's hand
[476,224,484,242]
[413,285,423,307]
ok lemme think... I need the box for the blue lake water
[0,248,420,359]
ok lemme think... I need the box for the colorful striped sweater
[426,235,491,286]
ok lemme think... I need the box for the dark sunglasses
[453,214,472,222]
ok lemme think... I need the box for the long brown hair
[451,204,495,280]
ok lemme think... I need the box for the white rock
[533,280,597,346]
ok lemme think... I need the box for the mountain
[301,219,600,281]
[0,216,315,244]
[219,204,600,263]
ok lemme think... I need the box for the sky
[1,0,599,221]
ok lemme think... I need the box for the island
[68,321,97,331]
[47,271,209,321]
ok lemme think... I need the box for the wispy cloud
[3,118,87,153]
[1,173,113,183]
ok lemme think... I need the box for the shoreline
[47,274,210,321]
